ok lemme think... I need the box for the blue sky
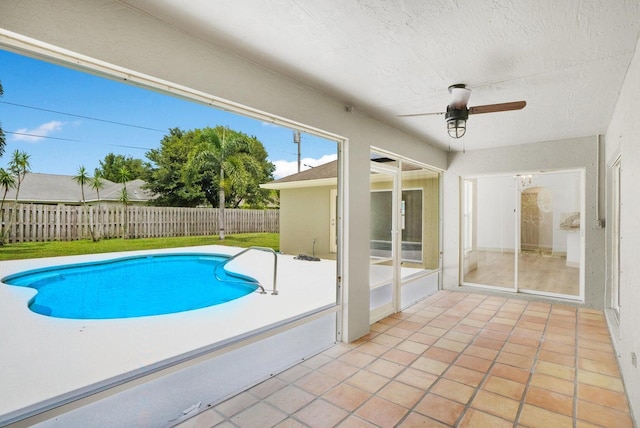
[0,49,337,179]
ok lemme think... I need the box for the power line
[5,130,81,142]
[5,131,150,150]
[0,100,166,133]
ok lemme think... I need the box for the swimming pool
[3,253,260,319]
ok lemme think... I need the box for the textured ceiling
[121,0,640,151]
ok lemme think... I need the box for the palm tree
[90,169,105,240]
[185,127,247,240]
[4,150,30,243]
[0,168,16,245]
[73,166,97,241]
[118,166,131,238]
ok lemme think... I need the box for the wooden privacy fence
[0,204,279,243]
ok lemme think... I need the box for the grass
[0,233,279,261]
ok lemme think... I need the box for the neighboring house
[262,161,338,259]
[1,173,153,206]
[262,159,440,270]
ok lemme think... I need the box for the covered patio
[178,290,633,427]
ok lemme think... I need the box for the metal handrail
[214,246,278,295]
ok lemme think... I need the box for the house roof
[262,161,338,190]
[2,173,153,204]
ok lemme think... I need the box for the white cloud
[12,121,65,142]
[272,153,337,179]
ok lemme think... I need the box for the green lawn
[0,233,279,261]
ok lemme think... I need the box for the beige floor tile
[230,402,287,428]
[397,411,449,427]
[529,373,575,396]
[345,369,390,393]
[471,389,520,420]
[395,339,430,354]
[338,350,377,368]
[381,348,420,365]
[443,365,485,387]
[458,408,513,428]
[490,363,530,384]
[336,415,377,427]
[354,396,408,427]
[322,383,371,412]
[395,367,438,389]
[463,344,499,360]
[295,371,341,395]
[250,377,288,399]
[524,386,573,416]
[365,358,405,378]
[577,383,630,412]
[576,399,634,428]
[214,391,258,417]
[482,375,525,400]
[410,356,450,375]
[317,359,360,381]
[355,341,389,357]
[266,385,316,414]
[454,354,493,372]
[414,393,465,425]
[518,404,573,428]
[376,380,424,408]
[431,378,475,404]
[293,399,349,428]
[577,369,625,392]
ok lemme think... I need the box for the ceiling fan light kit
[398,83,526,141]
[446,104,469,139]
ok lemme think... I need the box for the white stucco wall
[604,32,640,422]
[0,0,447,343]
[443,136,604,308]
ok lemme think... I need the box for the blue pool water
[3,253,259,319]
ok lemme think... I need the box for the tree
[97,153,150,182]
[73,166,98,241]
[3,150,30,243]
[89,169,105,240]
[0,168,16,244]
[0,81,6,158]
[144,128,203,207]
[145,126,275,210]
[118,166,131,238]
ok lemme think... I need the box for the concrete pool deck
[0,245,337,425]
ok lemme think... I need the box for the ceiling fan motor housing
[445,105,469,122]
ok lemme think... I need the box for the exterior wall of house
[370,176,440,269]
[279,186,336,259]
[443,136,604,308]
[603,33,640,421]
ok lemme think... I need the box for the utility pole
[293,130,301,173]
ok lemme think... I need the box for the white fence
[0,204,279,243]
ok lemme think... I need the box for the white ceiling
[122,0,640,151]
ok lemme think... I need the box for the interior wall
[604,32,640,422]
[443,136,604,308]
[0,0,447,343]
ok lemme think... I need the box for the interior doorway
[461,170,584,300]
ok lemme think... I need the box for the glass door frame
[460,169,586,302]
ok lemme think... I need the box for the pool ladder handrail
[214,246,278,295]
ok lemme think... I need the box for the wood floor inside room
[463,251,579,297]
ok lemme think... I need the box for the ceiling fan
[398,84,526,139]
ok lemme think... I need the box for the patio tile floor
[175,290,635,428]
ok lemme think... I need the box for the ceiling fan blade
[397,111,445,118]
[468,101,526,115]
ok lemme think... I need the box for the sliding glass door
[462,171,583,300]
